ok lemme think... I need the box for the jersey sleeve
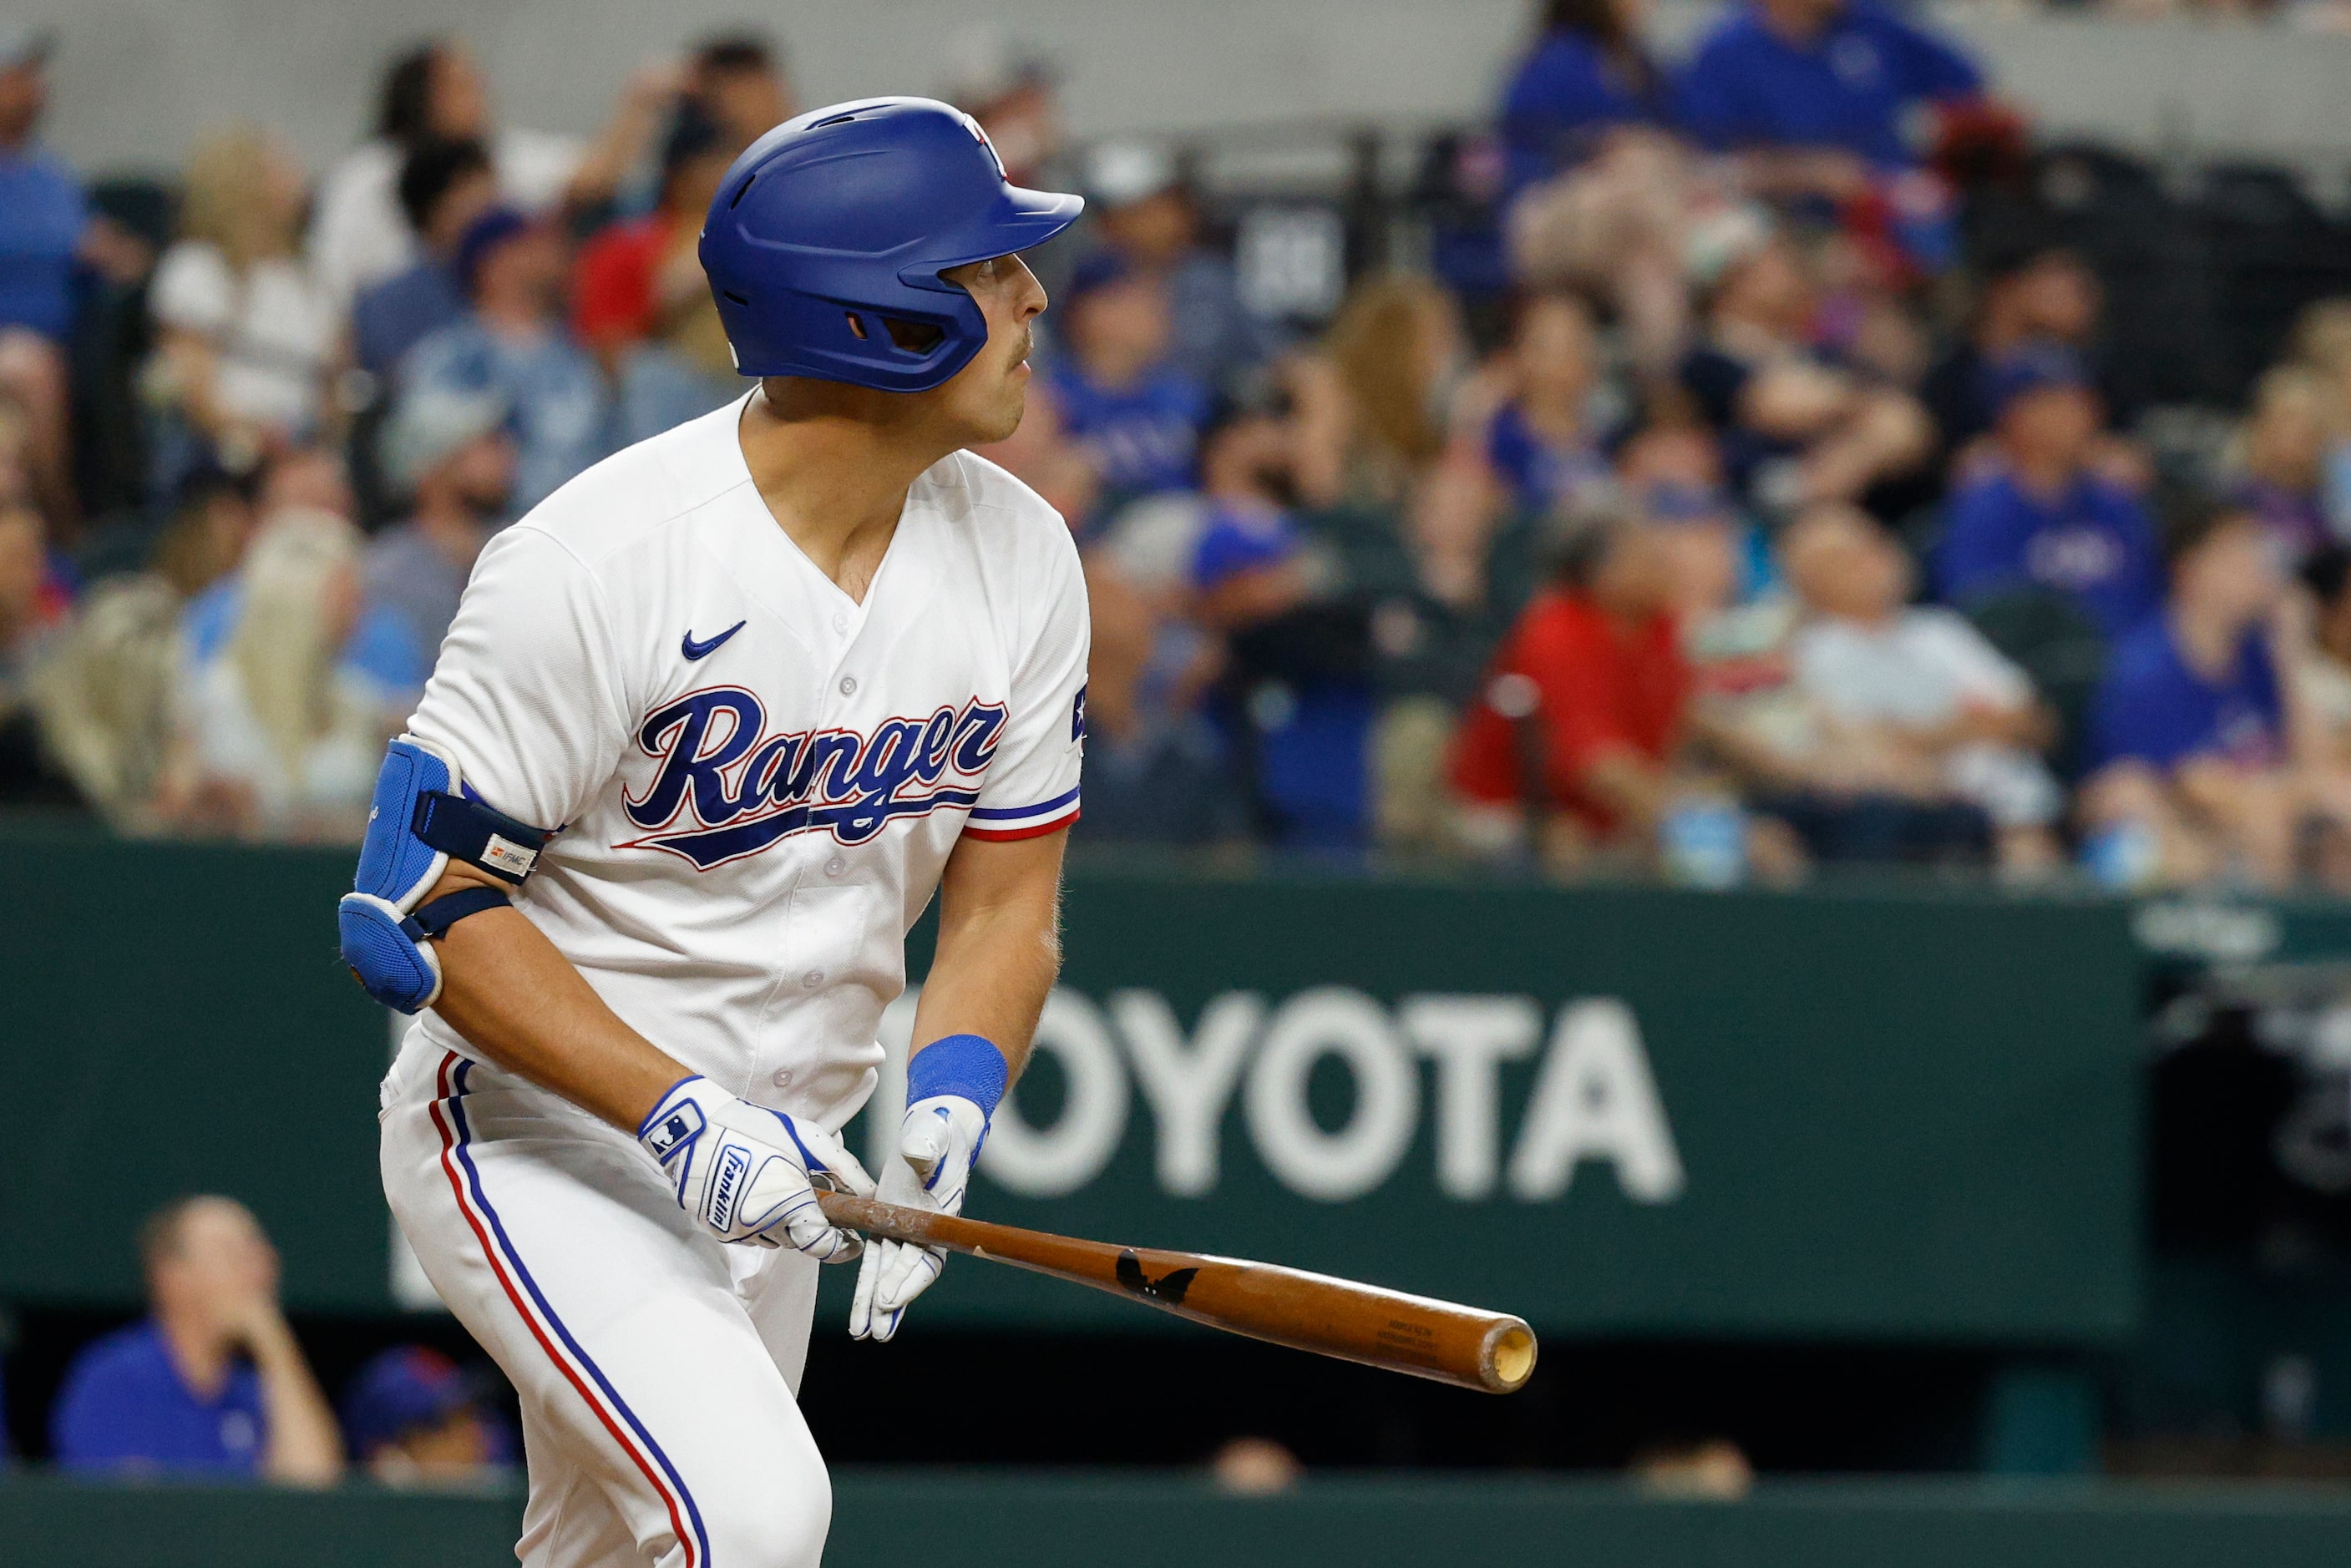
[965,523,1090,842]
[404,524,632,833]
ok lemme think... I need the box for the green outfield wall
[0,829,2143,1342]
[7,1473,2351,1568]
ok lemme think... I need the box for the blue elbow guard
[338,736,554,1013]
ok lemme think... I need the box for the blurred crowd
[4,3,2351,889]
[9,1194,511,1486]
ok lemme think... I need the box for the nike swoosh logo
[681,621,747,661]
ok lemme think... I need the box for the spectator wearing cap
[1082,141,1272,392]
[1674,0,1984,198]
[1450,503,1691,868]
[309,40,679,312]
[1045,251,1211,524]
[1184,387,1373,848]
[1936,341,2162,641]
[342,1347,511,1486]
[145,127,337,493]
[1678,208,1931,520]
[1077,390,1307,841]
[366,385,514,663]
[51,1196,342,1482]
[402,208,611,514]
[351,139,498,382]
[1919,241,2104,463]
[2078,496,2347,888]
[1618,423,1775,609]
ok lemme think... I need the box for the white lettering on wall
[1113,989,1264,1196]
[1397,994,1543,1200]
[1243,986,1421,1202]
[859,986,1684,1206]
[1507,999,1686,1203]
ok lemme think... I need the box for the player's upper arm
[965,506,1089,843]
[405,525,633,832]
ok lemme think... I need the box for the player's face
[935,254,1049,447]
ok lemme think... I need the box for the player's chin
[979,382,1028,445]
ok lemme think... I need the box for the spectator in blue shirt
[1186,389,1373,848]
[0,26,78,344]
[1675,0,1983,182]
[1045,251,1210,524]
[1478,291,1616,522]
[1937,343,2163,640]
[1500,0,1667,196]
[352,139,499,381]
[51,1196,342,1482]
[1499,0,1693,380]
[0,27,87,526]
[2080,498,2317,889]
[1919,239,2105,464]
[401,207,611,514]
[1082,142,1274,393]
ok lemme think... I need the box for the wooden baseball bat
[817,1190,1537,1394]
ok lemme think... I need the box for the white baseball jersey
[405,392,1089,1130]
[379,393,1087,1568]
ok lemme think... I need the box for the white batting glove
[849,1094,987,1341]
[639,1076,875,1261]
[849,1033,1008,1342]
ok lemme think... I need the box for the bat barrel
[818,1191,1539,1395]
[1159,1254,1538,1394]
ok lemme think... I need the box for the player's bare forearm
[909,827,1069,1082]
[421,863,692,1131]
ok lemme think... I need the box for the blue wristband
[905,1034,1009,1120]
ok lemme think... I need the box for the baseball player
[341,99,1087,1567]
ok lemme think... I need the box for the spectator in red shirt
[570,105,732,367]
[1450,503,1690,867]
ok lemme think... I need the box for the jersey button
[801,969,824,989]
[824,856,846,878]
[771,1068,794,1088]
[831,611,849,634]
[839,675,858,696]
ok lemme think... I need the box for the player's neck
[738,382,959,600]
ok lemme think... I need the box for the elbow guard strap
[339,736,554,1014]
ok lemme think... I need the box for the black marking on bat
[1115,1250,1199,1306]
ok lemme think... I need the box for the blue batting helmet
[699,97,1083,393]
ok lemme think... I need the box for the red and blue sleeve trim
[962,784,1081,842]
